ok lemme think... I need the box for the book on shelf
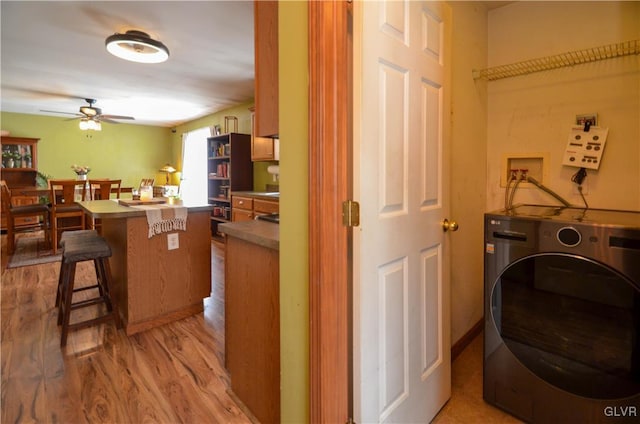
[216,162,229,178]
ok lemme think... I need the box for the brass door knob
[442,219,459,232]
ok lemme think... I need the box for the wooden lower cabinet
[231,195,278,221]
[100,210,212,335]
[231,196,254,222]
[225,235,280,424]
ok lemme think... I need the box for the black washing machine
[484,204,640,423]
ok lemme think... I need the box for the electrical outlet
[576,114,597,127]
[167,233,179,250]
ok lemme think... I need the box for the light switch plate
[167,233,179,250]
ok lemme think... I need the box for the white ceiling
[1,1,255,127]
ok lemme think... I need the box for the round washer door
[491,253,640,400]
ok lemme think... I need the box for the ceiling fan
[41,98,135,124]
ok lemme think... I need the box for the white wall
[449,1,489,345]
[487,1,640,211]
[449,0,640,346]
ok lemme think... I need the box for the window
[180,127,212,204]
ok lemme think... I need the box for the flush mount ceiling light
[105,30,169,64]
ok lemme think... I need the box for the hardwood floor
[2,231,520,423]
[1,233,255,423]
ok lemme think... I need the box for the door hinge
[342,200,360,227]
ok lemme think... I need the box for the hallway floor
[433,334,522,423]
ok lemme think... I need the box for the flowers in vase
[71,164,91,175]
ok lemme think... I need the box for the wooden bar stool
[56,232,121,346]
[55,230,99,309]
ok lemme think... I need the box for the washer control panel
[557,226,581,247]
[562,126,608,170]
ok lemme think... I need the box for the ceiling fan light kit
[79,118,102,131]
[105,30,169,64]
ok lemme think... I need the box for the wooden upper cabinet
[250,107,277,161]
[1,136,39,187]
[254,0,278,138]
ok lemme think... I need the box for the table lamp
[159,163,176,185]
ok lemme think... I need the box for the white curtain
[180,127,212,204]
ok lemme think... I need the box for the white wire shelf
[473,39,640,81]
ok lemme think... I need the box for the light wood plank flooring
[1,232,254,423]
[2,231,519,423]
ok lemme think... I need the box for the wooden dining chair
[49,179,87,254]
[0,180,50,255]
[139,178,154,188]
[89,179,121,200]
[87,179,121,233]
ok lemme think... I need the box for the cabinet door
[233,209,254,222]
[254,199,279,214]
[232,196,254,210]
[254,0,279,137]
[251,109,275,161]
[252,138,275,162]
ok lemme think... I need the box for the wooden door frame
[308,1,350,422]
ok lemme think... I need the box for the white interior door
[353,1,451,422]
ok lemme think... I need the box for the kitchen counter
[218,218,280,423]
[232,191,280,201]
[78,199,213,335]
[218,220,279,250]
[78,198,212,218]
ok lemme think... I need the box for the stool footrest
[71,284,100,294]
[70,297,107,310]
[67,314,117,333]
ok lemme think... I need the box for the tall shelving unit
[208,132,252,238]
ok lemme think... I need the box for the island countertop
[219,220,279,250]
[78,199,213,218]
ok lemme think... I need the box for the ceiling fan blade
[40,109,83,116]
[100,114,135,120]
[98,118,120,124]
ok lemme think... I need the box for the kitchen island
[78,199,213,335]
[218,220,279,424]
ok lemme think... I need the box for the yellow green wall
[2,104,274,190]
[279,1,309,422]
[1,111,171,187]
